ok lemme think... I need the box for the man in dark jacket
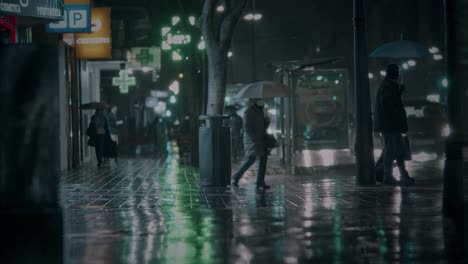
[226,105,244,161]
[232,99,270,190]
[374,64,415,184]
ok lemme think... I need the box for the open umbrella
[81,102,110,110]
[370,40,430,59]
[235,81,292,99]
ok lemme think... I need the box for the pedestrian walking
[226,105,244,161]
[106,106,123,163]
[374,64,415,185]
[86,109,110,168]
[232,99,271,190]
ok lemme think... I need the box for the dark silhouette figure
[232,99,271,190]
[226,106,244,161]
[374,64,415,185]
[87,109,110,167]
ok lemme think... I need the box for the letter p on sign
[69,10,87,28]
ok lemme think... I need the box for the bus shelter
[269,57,350,172]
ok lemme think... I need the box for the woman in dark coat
[232,98,270,190]
[86,109,110,168]
[374,64,415,185]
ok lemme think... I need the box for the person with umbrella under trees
[232,98,272,190]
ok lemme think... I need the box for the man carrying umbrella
[231,81,289,189]
[374,64,415,185]
[232,98,271,190]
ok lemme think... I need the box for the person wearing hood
[374,64,415,185]
[232,98,271,190]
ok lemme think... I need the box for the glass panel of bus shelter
[294,69,350,150]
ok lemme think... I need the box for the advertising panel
[46,0,91,33]
[75,7,111,59]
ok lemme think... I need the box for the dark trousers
[94,135,105,165]
[382,133,409,181]
[233,155,268,185]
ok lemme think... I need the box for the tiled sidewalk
[60,153,463,263]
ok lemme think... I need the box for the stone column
[0,44,63,263]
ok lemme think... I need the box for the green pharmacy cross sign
[161,15,204,61]
[112,70,136,94]
[135,49,154,66]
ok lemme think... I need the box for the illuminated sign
[75,7,111,59]
[127,47,161,70]
[112,70,136,94]
[0,0,64,20]
[46,0,90,33]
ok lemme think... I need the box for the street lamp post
[243,0,262,82]
[353,0,375,186]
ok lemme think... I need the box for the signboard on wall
[46,0,91,33]
[127,47,161,70]
[0,0,64,20]
[75,7,111,59]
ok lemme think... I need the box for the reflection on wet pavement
[61,153,458,263]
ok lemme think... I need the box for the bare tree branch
[219,0,248,50]
[200,0,218,48]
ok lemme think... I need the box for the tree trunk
[206,49,228,115]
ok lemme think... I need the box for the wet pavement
[61,148,464,263]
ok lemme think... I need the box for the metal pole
[251,0,257,82]
[442,0,464,221]
[284,71,292,168]
[353,0,375,185]
[289,71,296,175]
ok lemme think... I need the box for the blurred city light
[198,40,205,50]
[253,14,263,20]
[426,94,440,103]
[171,16,181,26]
[408,60,417,66]
[441,78,448,87]
[433,54,444,60]
[268,109,277,115]
[142,67,152,73]
[316,75,323,81]
[162,41,171,50]
[188,16,196,26]
[243,13,254,20]
[442,124,451,137]
[368,73,374,79]
[172,51,182,61]
[165,110,172,117]
[429,47,439,54]
[169,95,177,104]
[228,51,233,58]
[402,63,409,70]
[216,5,225,12]
[169,81,180,95]
[162,27,171,36]
[178,73,184,79]
[334,80,340,84]
[380,70,386,77]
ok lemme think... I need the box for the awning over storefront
[0,0,64,20]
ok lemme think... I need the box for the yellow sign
[65,0,90,4]
[75,7,111,59]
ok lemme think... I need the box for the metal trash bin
[199,115,231,187]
